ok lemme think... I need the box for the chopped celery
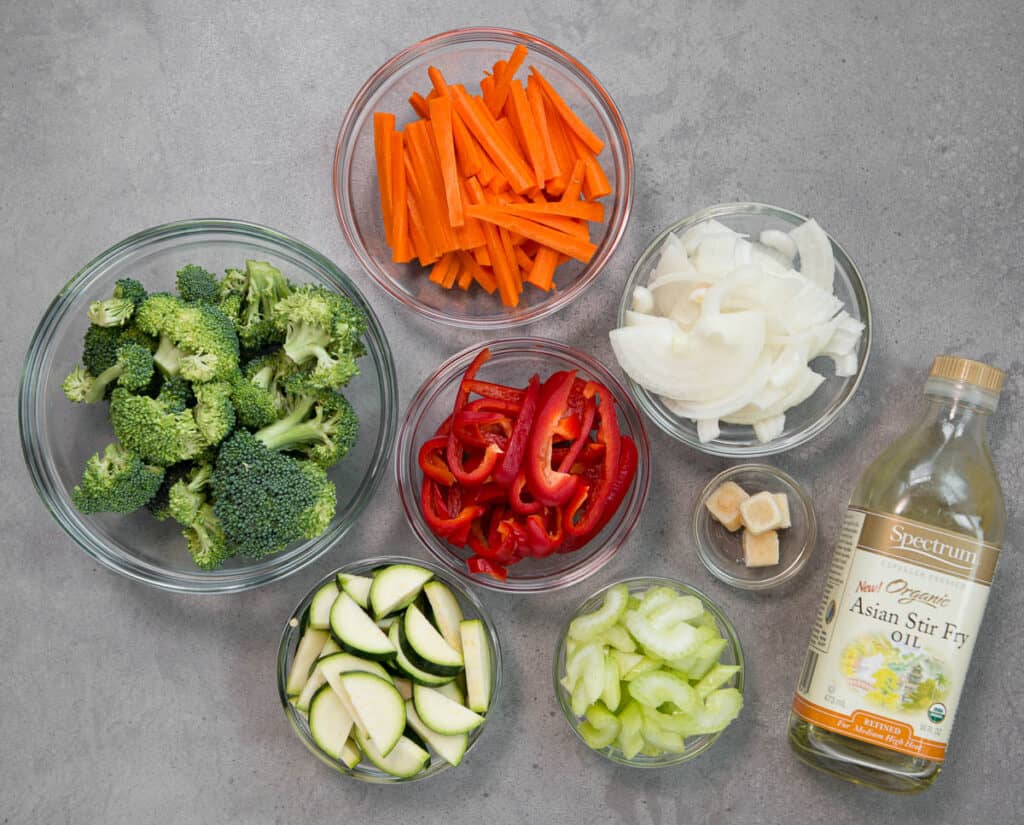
[610,650,644,677]
[599,624,636,653]
[695,663,741,700]
[628,671,700,715]
[625,610,700,660]
[647,596,703,629]
[641,723,685,753]
[621,655,663,681]
[568,584,629,642]
[638,586,678,615]
[601,655,621,712]
[616,701,644,758]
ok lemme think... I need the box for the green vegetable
[219,260,292,350]
[167,463,213,526]
[71,443,165,514]
[175,265,220,304]
[182,502,232,570]
[61,341,154,404]
[192,381,235,446]
[87,278,147,328]
[109,387,205,467]
[135,293,240,382]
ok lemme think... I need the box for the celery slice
[569,584,629,641]
[695,663,741,700]
[616,701,645,759]
[625,610,700,660]
[646,596,703,630]
[628,670,699,715]
[601,655,621,712]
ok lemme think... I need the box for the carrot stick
[480,73,498,112]
[526,75,560,183]
[488,45,528,116]
[502,199,604,222]
[457,265,474,290]
[508,211,589,239]
[450,108,482,177]
[527,246,559,291]
[508,80,546,190]
[390,131,412,263]
[543,94,577,191]
[561,158,586,202]
[472,246,491,266]
[408,92,430,119]
[451,85,535,194]
[458,250,497,293]
[429,252,456,285]
[404,150,441,263]
[499,227,521,293]
[529,66,605,154]
[464,204,598,262]
[565,128,613,199]
[455,177,487,249]
[514,244,534,273]
[406,120,459,253]
[428,96,465,228]
[373,113,395,248]
[427,66,450,98]
[495,116,525,160]
[467,177,518,305]
[442,252,462,289]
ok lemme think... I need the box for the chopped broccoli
[135,293,240,382]
[81,323,156,375]
[218,260,292,351]
[295,461,337,538]
[226,349,297,429]
[211,431,336,558]
[192,381,235,446]
[71,443,165,514]
[109,387,206,467]
[253,375,358,468]
[87,278,148,328]
[183,503,233,570]
[155,375,194,412]
[176,265,220,304]
[61,341,154,404]
[146,462,192,520]
[272,284,367,390]
[167,462,213,526]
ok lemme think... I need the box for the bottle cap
[929,355,1004,394]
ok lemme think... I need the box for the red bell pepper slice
[418,436,455,486]
[464,481,507,507]
[446,346,504,487]
[492,374,541,488]
[463,379,525,404]
[453,410,513,449]
[556,396,597,474]
[465,397,523,416]
[563,383,622,541]
[421,478,485,545]
[524,370,582,507]
[563,435,637,550]
[455,347,492,410]
[521,507,564,558]
[507,469,543,515]
[466,555,508,581]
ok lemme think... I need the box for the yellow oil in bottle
[787,356,1006,792]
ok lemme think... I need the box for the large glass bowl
[395,338,651,593]
[615,202,872,457]
[554,576,745,767]
[276,556,502,783]
[19,219,398,593]
[335,27,634,329]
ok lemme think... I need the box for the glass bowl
[19,219,398,594]
[395,337,651,593]
[615,202,871,456]
[335,27,634,329]
[554,576,745,766]
[692,464,817,591]
[276,555,502,783]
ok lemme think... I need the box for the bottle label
[791,507,1000,762]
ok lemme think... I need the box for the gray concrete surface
[3,1,1022,823]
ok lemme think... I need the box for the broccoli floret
[176,264,220,304]
[135,293,240,382]
[109,387,206,467]
[61,342,154,404]
[192,381,235,446]
[71,443,165,514]
[87,278,148,328]
[253,375,358,468]
[81,323,155,375]
[272,285,367,390]
[217,260,292,351]
[146,462,192,520]
[155,375,194,412]
[295,461,337,538]
[226,350,297,429]
[183,503,233,570]
[211,431,336,558]
[167,462,213,526]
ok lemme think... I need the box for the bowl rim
[691,463,818,591]
[276,554,503,783]
[553,575,745,767]
[334,26,634,329]
[19,217,399,594]
[614,201,873,457]
[394,336,651,593]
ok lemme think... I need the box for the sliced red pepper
[453,410,513,449]
[524,370,582,507]
[421,478,485,545]
[465,397,523,416]
[446,439,502,487]
[507,469,543,515]
[454,347,492,410]
[466,555,508,581]
[552,441,605,469]
[563,435,637,550]
[464,481,507,506]
[552,412,582,443]
[463,379,525,404]
[492,374,541,488]
[556,396,597,474]
[521,507,564,558]
[563,383,622,541]
[418,436,455,486]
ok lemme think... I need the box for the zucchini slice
[308,581,340,629]
[401,604,463,677]
[339,738,361,769]
[337,671,406,757]
[317,652,391,683]
[423,581,464,654]
[285,627,329,696]
[330,592,396,661]
[308,684,354,760]
[354,731,429,779]
[336,573,373,610]
[369,564,434,618]
[412,684,485,736]
[459,619,492,713]
[388,622,454,687]
[405,700,469,767]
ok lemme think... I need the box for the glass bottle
[787,356,1006,792]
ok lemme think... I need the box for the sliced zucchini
[412,684,485,736]
[405,700,469,767]
[337,573,373,610]
[339,738,361,769]
[309,581,340,629]
[423,580,464,654]
[354,730,429,779]
[369,564,434,618]
[317,651,391,683]
[330,592,395,661]
[459,619,492,713]
[392,677,414,701]
[376,615,399,632]
[293,637,344,712]
[401,604,463,677]
[434,680,465,706]
[286,627,329,696]
[337,671,406,757]
[308,684,353,760]
[388,622,454,687]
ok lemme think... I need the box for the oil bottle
[787,356,1006,792]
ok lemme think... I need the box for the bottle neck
[920,379,994,444]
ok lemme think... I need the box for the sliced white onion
[759,229,797,262]
[753,415,786,443]
[624,310,664,328]
[632,285,655,314]
[652,232,697,280]
[789,218,835,292]
[832,351,860,377]
[696,419,721,443]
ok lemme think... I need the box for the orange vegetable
[529,66,605,155]
[373,113,395,248]
[464,204,597,263]
[428,96,464,228]
[390,130,412,263]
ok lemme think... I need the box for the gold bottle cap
[929,355,1004,394]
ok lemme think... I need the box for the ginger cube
[706,481,749,532]
[743,528,780,567]
[773,493,791,529]
[739,491,783,535]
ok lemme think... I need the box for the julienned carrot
[428,96,464,228]
[526,75,561,185]
[373,113,396,248]
[561,158,586,202]
[529,66,605,155]
[458,250,497,293]
[502,199,604,222]
[450,108,482,177]
[429,251,456,285]
[452,84,535,194]
[464,204,598,263]
[542,93,577,192]
[467,177,518,306]
[487,45,528,116]
[406,120,459,254]
[564,127,613,199]
[527,246,559,291]
[408,92,430,119]
[390,130,412,263]
[508,80,546,190]
[427,65,449,98]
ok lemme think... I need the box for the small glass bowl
[554,576,745,767]
[395,338,651,593]
[19,219,398,594]
[692,464,817,591]
[335,27,634,329]
[615,202,871,456]
[276,555,502,783]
